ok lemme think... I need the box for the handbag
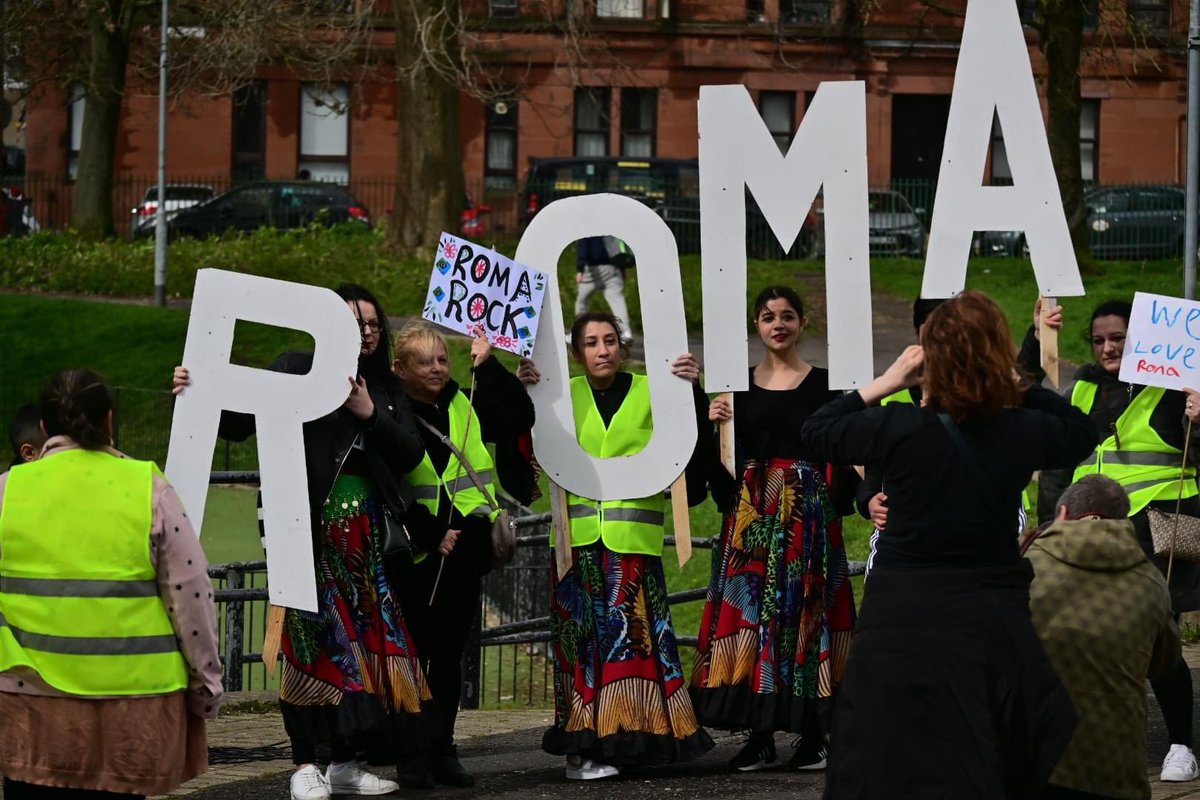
[415,416,517,569]
[379,502,413,557]
[1146,507,1200,563]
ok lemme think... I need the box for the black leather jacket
[217,352,425,531]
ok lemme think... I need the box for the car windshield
[868,192,913,214]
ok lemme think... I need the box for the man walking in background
[575,235,634,344]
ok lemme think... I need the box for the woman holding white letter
[520,310,714,780]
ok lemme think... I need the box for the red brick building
[20,0,1190,233]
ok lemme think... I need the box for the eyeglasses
[356,319,383,334]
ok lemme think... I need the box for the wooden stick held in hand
[717,392,736,478]
[1040,295,1060,389]
[672,473,692,567]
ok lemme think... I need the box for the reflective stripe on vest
[407,392,500,563]
[1071,381,1198,515]
[562,374,667,556]
[0,449,188,696]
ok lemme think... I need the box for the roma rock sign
[168,0,1085,604]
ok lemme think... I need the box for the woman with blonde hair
[392,321,535,787]
[800,290,1097,797]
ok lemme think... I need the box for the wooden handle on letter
[549,480,574,578]
[672,473,692,567]
[1040,295,1060,389]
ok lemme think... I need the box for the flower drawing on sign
[442,240,459,261]
[470,297,487,319]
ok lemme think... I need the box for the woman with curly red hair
[800,290,1097,798]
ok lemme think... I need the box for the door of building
[890,94,950,223]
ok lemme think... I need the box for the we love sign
[167,0,1085,610]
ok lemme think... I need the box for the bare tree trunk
[391,0,465,255]
[1039,0,1093,266]
[71,0,133,240]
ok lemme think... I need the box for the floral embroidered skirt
[689,458,856,734]
[279,473,436,761]
[543,543,714,766]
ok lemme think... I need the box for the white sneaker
[290,765,331,800]
[1161,744,1200,782]
[326,761,400,795]
[565,754,620,780]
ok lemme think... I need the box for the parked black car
[521,156,818,258]
[976,184,1190,260]
[138,181,370,240]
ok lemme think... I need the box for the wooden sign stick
[262,604,285,677]
[717,392,736,478]
[548,479,573,578]
[672,473,693,567]
[1040,295,1060,389]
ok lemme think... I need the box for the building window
[991,100,1099,184]
[621,88,656,158]
[299,83,350,184]
[68,83,85,178]
[1080,99,1099,183]
[759,91,795,154]
[489,0,519,17]
[232,82,266,182]
[574,88,611,156]
[597,0,643,18]
[1129,0,1169,30]
[747,0,766,21]
[780,0,830,24]
[485,98,517,191]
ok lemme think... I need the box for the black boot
[397,754,436,790]
[431,744,475,788]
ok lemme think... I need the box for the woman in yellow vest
[0,368,223,799]
[1037,298,1200,783]
[391,322,535,788]
[522,310,715,780]
[690,285,857,772]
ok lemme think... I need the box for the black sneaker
[729,732,778,772]
[787,738,827,771]
[431,744,475,788]
[397,754,436,789]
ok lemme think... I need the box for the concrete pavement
[151,647,1200,799]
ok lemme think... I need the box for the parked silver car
[866,190,926,257]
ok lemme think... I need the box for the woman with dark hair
[521,310,715,780]
[800,290,1096,797]
[391,322,535,787]
[690,284,856,772]
[174,283,434,800]
[1036,298,1200,783]
[0,369,222,799]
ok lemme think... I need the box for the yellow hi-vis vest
[0,449,188,696]
[562,374,667,556]
[1071,381,1198,516]
[407,392,500,563]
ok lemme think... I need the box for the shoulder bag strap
[414,415,501,512]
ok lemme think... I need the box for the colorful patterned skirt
[543,543,714,766]
[689,458,856,734]
[279,473,436,761]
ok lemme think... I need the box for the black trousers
[1151,645,1195,747]
[2,778,143,799]
[400,551,482,752]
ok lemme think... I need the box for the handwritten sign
[423,232,547,357]
[1120,292,1200,390]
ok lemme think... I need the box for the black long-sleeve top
[404,356,535,571]
[801,386,1096,569]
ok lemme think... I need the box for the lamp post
[153,0,169,307]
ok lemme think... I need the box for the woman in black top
[800,290,1096,799]
[689,285,857,772]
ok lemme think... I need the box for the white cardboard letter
[699,83,872,390]
[515,194,697,500]
[922,0,1083,299]
[165,269,361,612]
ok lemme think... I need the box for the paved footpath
[132,646,1200,800]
